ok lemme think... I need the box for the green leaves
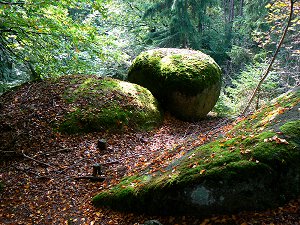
[0,0,117,80]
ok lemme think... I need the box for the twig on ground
[74,176,106,182]
[22,150,56,169]
[12,164,48,179]
[57,158,88,174]
[102,160,119,166]
[0,150,20,156]
[39,148,72,156]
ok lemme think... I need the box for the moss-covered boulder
[0,75,162,135]
[93,88,300,216]
[128,48,222,120]
[56,75,162,133]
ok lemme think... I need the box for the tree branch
[0,1,25,5]
[242,0,295,115]
[22,151,57,169]
[39,148,72,156]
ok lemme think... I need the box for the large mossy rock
[128,48,222,120]
[56,75,162,133]
[0,75,162,135]
[93,88,300,216]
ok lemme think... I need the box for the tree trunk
[223,0,235,50]
[255,88,260,110]
[242,0,295,115]
[27,62,41,81]
[239,0,244,16]
[229,0,234,22]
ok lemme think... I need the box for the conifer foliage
[144,0,209,50]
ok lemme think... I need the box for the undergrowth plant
[214,62,280,116]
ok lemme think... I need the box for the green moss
[52,75,162,134]
[92,187,137,211]
[227,89,300,138]
[93,88,300,214]
[251,132,299,167]
[277,88,300,108]
[280,120,300,141]
[93,125,300,208]
[57,108,83,133]
[92,175,152,210]
[128,54,165,100]
[59,106,132,133]
[161,57,221,95]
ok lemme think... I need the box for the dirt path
[1,114,300,225]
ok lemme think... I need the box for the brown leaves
[240,149,252,155]
[1,84,299,225]
[264,135,289,144]
[0,107,229,224]
[200,169,206,175]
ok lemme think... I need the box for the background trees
[0,0,117,90]
[1,0,299,115]
[143,0,229,64]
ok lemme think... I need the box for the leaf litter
[0,82,299,225]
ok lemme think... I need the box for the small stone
[97,139,107,151]
[143,220,163,225]
[92,163,102,176]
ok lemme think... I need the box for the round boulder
[128,48,222,120]
[56,75,162,133]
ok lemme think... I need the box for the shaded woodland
[1,0,300,224]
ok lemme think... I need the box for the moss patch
[53,75,162,134]
[93,88,300,215]
[280,120,300,137]
[280,120,300,144]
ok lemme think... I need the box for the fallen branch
[74,176,106,182]
[39,148,72,156]
[22,150,56,169]
[12,164,50,180]
[102,160,119,166]
[0,150,20,155]
[57,158,87,174]
[242,0,295,115]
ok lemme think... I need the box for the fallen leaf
[200,169,206,175]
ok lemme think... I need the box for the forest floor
[1,111,300,225]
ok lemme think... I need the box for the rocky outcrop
[93,88,300,216]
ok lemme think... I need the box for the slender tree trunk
[223,0,234,50]
[229,0,234,22]
[255,88,260,110]
[198,4,205,34]
[27,62,41,81]
[242,0,295,115]
[239,0,244,16]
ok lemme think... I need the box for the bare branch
[39,148,72,156]
[242,0,295,115]
[22,150,57,169]
[0,1,25,5]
